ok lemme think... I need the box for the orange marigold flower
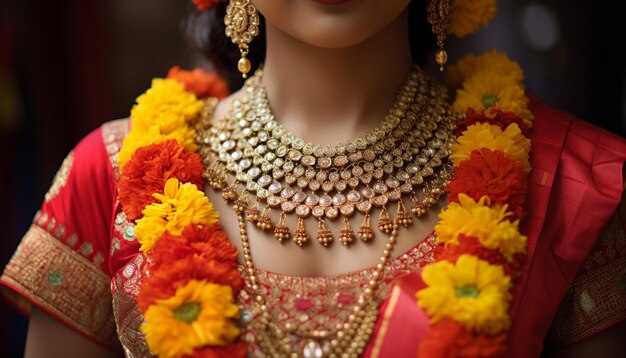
[452,123,531,173]
[447,50,524,89]
[447,148,527,219]
[137,256,243,313]
[417,318,507,358]
[449,0,497,38]
[456,108,530,137]
[192,0,225,11]
[149,225,239,272]
[118,140,204,222]
[168,66,230,99]
[191,342,248,358]
[435,235,522,278]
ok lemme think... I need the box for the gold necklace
[197,66,456,247]
[195,66,457,357]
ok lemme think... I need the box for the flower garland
[117,68,245,358]
[415,50,532,357]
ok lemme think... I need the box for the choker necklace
[198,65,456,247]
[195,65,457,357]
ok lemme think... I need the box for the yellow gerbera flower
[451,123,531,172]
[449,0,497,37]
[435,194,527,261]
[453,71,533,126]
[117,123,198,169]
[447,50,524,89]
[133,78,204,125]
[135,178,219,253]
[417,255,512,335]
[142,280,240,358]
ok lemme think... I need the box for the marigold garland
[417,255,512,335]
[118,140,204,221]
[449,0,497,37]
[446,148,527,218]
[451,123,531,172]
[416,44,533,357]
[418,318,507,358]
[168,66,230,99]
[135,178,219,253]
[118,67,246,357]
[141,280,240,358]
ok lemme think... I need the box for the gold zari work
[0,225,116,349]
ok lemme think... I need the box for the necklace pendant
[222,182,239,201]
[316,218,333,247]
[256,207,273,230]
[338,217,355,246]
[395,201,413,227]
[358,213,374,241]
[232,191,249,213]
[410,195,427,217]
[377,206,393,234]
[274,211,291,242]
[245,200,260,223]
[293,217,309,247]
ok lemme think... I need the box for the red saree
[364,99,626,357]
[1,99,625,357]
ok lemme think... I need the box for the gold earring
[224,0,260,78]
[427,0,451,71]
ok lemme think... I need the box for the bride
[2,0,625,357]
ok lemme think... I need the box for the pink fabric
[367,99,626,357]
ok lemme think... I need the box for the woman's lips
[312,0,352,5]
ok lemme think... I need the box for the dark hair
[187,1,434,91]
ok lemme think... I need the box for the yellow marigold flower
[118,123,198,169]
[447,50,524,89]
[133,78,204,126]
[435,194,527,261]
[452,123,531,172]
[417,255,512,335]
[142,280,240,358]
[449,0,497,37]
[453,72,533,127]
[135,178,219,253]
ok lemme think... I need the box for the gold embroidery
[112,255,151,357]
[0,225,117,349]
[238,234,437,354]
[101,119,130,180]
[546,212,626,347]
[44,152,74,203]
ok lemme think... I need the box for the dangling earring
[427,0,451,71]
[224,0,260,78]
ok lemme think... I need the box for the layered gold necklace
[196,66,456,357]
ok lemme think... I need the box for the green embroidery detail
[47,271,63,285]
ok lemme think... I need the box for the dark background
[0,0,625,355]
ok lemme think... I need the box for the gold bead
[435,49,448,71]
[238,57,251,77]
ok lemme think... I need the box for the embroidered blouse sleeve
[0,123,125,351]
[545,195,626,348]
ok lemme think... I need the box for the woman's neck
[261,10,412,145]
